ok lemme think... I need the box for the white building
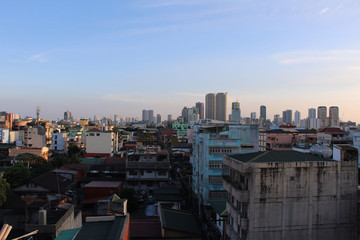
[85,129,118,156]
[51,131,68,151]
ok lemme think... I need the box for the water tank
[310,145,332,159]
[39,210,47,225]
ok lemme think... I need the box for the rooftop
[160,208,201,235]
[227,151,335,163]
[83,181,122,188]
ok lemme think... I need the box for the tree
[3,164,31,188]
[0,178,10,207]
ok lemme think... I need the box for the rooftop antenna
[36,106,41,127]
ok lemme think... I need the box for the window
[129,170,137,176]
[89,133,95,136]
[96,133,100,136]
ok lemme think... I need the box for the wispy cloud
[319,7,330,15]
[273,50,360,64]
[28,53,47,62]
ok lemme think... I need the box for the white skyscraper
[308,108,316,119]
[294,110,301,126]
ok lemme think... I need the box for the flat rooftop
[83,181,122,188]
[227,151,335,163]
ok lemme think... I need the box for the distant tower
[216,92,227,121]
[156,114,161,124]
[195,102,204,119]
[205,93,216,120]
[329,106,339,126]
[36,106,41,126]
[64,111,72,122]
[251,112,257,123]
[231,101,241,121]
[282,110,293,124]
[294,110,301,126]
[260,105,266,127]
[317,106,327,128]
[308,108,316,119]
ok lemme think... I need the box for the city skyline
[1,1,359,122]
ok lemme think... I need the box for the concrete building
[273,114,280,126]
[196,102,205,120]
[172,122,188,138]
[156,114,161,124]
[259,128,317,151]
[85,129,118,157]
[308,108,316,119]
[250,112,256,124]
[329,106,339,127]
[64,111,72,122]
[282,110,292,124]
[206,93,216,120]
[231,101,241,122]
[259,105,266,127]
[187,107,199,122]
[23,127,47,148]
[317,106,327,128]
[294,110,301,127]
[216,92,228,121]
[317,127,352,147]
[191,121,259,206]
[222,146,358,240]
[126,146,170,190]
[0,129,10,143]
[167,114,173,122]
[142,110,154,123]
[51,130,67,151]
[349,131,360,167]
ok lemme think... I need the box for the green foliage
[3,164,31,188]
[68,144,81,156]
[119,188,138,213]
[0,178,10,207]
[30,161,52,178]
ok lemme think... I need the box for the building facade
[206,93,216,120]
[191,121,259,206]
[216,93,228,121]
[231,102,241,122]
[222,146,358,240]
[329,106,339,127]
[196,102,205,120]
[317,106,327,128]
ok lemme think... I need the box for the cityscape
[1,1,360,240]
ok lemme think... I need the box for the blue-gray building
[191,121,259,206]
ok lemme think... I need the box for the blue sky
[1,0,359,122]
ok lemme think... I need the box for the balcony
[223,177,249,202]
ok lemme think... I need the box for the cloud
[28,53,47,62]
[319,7,329,14]
[273,50,360,64]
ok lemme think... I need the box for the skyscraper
[294,110,301,126]
[156,114,161,124]
[329,106,339,126]
[195,102,204,119]
[168,114,173,122]
[260,105,266,127]
[282,110,293,124]
[231,101,241,121]
[216,92,227,121]
[251,112,257,123]
[64,111,71,122]
[317,106,327,128]
[142,110,154,123]
[205,93,216,120]
[182,107,188,122]
[308,108,316,119]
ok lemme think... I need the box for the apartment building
[222,145,358,240]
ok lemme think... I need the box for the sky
[1,0,359,122]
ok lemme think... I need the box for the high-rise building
[329,106,339,126]
[205,93,216,120]
[294,110,301,126]
[260,105,266,127]
[181,107,188,122]
[196,102,205,119]
[231,101,241,121]
[188,107,199,122]
[317,106,327,128]
[167,114,173,122]
[282,110,292,124]
[142,110,154,123]
[308,108,316,119]
[64,111,71,122]
[156,114,161,124]
[250,112,257,123]
[273,114,280,125]
[216,92,227,121]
